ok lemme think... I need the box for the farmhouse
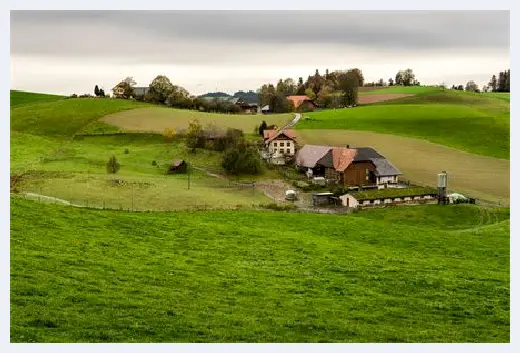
[295,145,402,187]
[112,83,149,98]
[263,129,297,165]
[340,187,438,209]
[286,95,317,112]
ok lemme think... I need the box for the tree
[482,85,489,93]
[488,75,498,92]
[106,156,120,174]
[148,75,174,103]
[296,77,305,94]
[258,120,268,136]
[99,88,105,97]
[378,78,384,87]
[186,119,205,150]
[165,85,191,108]
[465,80,479,92]
[349,68,364,87]
[395,69,416,86]
[388,78,394,86]
[123,77,137,87]
[337,70,359,106]
[505,69,510,92]
[94,85,100,97]
[304,87,317,101]
[222,141,263,176]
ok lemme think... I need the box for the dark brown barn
[315,147,401,187]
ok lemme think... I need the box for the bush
[222,142,263,176]
[152,160,157,166]
[124,148,129,154]
[106,156,120,174]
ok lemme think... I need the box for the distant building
[286,95,317,112]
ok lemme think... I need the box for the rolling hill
[298,87,510,159]
[10,197,510,342]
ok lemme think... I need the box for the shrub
[152,160,157,166]
[106,156,120,174]
[222,142,263,176]
[124,148,129,154]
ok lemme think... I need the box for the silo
[437,171,448,203]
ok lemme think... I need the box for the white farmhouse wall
[268,138,295,156]
[377,175,398,185]
[340,194,358,208]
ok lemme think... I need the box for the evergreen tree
[94,85,100,96]
[488,75,498,92]
[498,71,506,92]
[99,88,105,97]
[505,69,510,92]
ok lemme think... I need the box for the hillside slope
[11,197,509,342]
[298,89,509,159]
[10,90,65,107]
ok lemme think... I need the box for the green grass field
[10,90,65,107]
[359,86,441,95]
[299,89,510,159]
[10,197,509,342]
[102,107,293,134]
[14,133,272,211]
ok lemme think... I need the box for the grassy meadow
[298,88,510,159]
[102,107,293,134]
[10,90,66,107]
[11,197,509,342]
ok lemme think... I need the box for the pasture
[299,91,510,159]
[296,129,509,204]
[102,107,293,134]
[11,197,510,342]
[14,133,271,211]
[10,90,65,107]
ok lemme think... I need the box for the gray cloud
[11,10,510,62]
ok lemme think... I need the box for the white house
[263,129,297,164]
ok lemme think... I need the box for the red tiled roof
[332,147,357,171]
[265,129,297,143]
[286,95,313,108]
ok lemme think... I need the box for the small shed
[168,159,188,174]
[312,192,335,206]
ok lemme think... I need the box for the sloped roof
[353,147,384,161]
[261,105,270,111]
[171,159,186,167]
[371,158,402,176]
[265,129,297,143]
[295,145,331,168]
[286,95,314,108]
[316,147,357,171]
[332,148,358,171]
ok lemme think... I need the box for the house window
[274,142,277,147]
[286,148,290,154]
[280,142,284,147]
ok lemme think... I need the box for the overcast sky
[10,10,510,96]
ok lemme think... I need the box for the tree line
[487,70,510,93]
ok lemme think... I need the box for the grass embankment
[350,186,437,200]
[298,88,510,159]
[10,197,509,342]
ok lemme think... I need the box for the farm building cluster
[260,127,473,209]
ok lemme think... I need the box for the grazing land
[358,86,441,95]
[296,129,509,205]
[358,94,414,105]
[14,133,271,211]
[298,89,510,159]
[102,107,293,134]
[11,197,509,342]
[10,90,65,107]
